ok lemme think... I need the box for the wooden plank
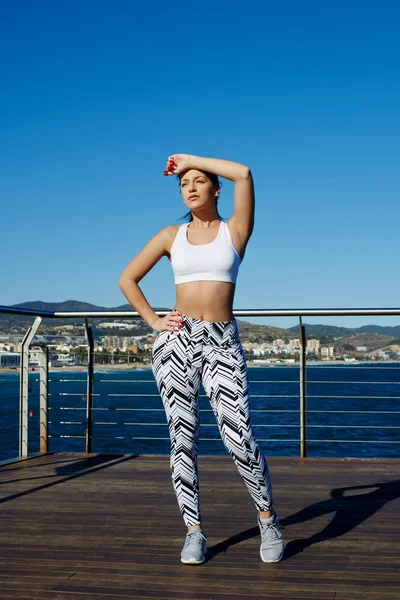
[0,454,398,600]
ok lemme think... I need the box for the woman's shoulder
[159,224,183,256]
[162,224,181,240]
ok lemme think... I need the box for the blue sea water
[1,364,400,462]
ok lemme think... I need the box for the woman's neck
[190,213,220,228]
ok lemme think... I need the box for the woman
[119,154,284,564]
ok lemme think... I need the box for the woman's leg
[201,324,274,513]
[151,329,202,527]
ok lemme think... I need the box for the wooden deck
[0,454,399,600]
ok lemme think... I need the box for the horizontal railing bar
[305,425,400,429]
[303,395,400,399]
[248,439,400,443]
[304,410,400,414]
[91,422,400,429]
[298,366,400,370]
[52,379,400,386]
[307,381,400,385]
[307,366,400,370]
[50,407,400,415]
[94,422,293,427]
[308,411,400,414]
[48,392,400,400]
[46,367,400,379]
[48,380,400,396]
[109,393,297,398]
[2,305,400,318]
[91,379,400,384]
[92,379,300,384]
[108,379,400,385]
[44,433,400,443]
[74,436,400,443]
[91,437,299,441]
[299,440,400,443]
[49,380,87,383]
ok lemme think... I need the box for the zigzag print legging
[151,313,274,526]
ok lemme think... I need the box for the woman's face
[179,169,219,212]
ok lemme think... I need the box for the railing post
[299,316,307,458]
[84,319,94,453]
[39,345,49,453]
[19,317,42,458]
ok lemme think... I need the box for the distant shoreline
[1,359,400,374]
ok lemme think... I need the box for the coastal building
[51,344,73,353]
[377,349,394,360]
[0,351,20,367]
[251,347,270,356]
[307,339,320,354]
[289,339,301,350]
[99,322,137,329]
[0,342,19,352]
[321,346,335,358]
[55,353,77,365]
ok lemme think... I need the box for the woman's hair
[176,171,223,222]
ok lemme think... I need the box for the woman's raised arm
[165,154,255,241]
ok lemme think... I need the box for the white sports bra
[170,220,242,285]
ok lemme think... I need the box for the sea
[1,364,399,462]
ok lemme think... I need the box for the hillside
[332,331,398,353]
[236,320,296,342]
[287,323,400,343]
[287,324,354,339]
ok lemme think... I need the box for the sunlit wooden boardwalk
[0,454,399,599]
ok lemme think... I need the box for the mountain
[287,323,400,341]
[286,324,355,337]
[0,301,171,329]
[357,325,400,338]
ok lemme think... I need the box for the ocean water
[1,364,399,462]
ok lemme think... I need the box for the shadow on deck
[0,454,399,599]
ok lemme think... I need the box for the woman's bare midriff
[174,280,236,322]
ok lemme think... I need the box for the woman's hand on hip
[151,311,184,332]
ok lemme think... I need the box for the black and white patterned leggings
[151,313,274,526]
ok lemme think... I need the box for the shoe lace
[259,519,281,542]
[184,529,207,547]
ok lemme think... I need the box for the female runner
[119,154,284,564]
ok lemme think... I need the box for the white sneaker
[258,514,284,562]
[180,529,207,564]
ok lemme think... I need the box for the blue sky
[1,1,399,329]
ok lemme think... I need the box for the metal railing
[1,304,400,462]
